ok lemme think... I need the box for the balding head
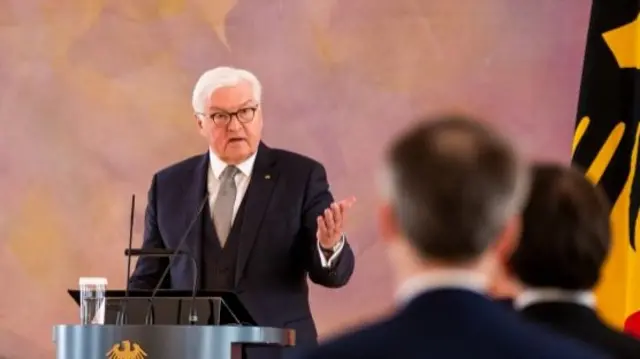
[379,114,529,263]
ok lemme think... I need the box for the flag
[571,0,640,336]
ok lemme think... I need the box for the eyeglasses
[197,105,259,126]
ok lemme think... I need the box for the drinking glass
[79,277,107,325]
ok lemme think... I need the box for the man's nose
[227,116,242,131]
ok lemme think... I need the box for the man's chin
[223,145,254,164]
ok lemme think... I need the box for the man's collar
[395,269,487,305]
[208,148,258,179]
[514,288,595,310]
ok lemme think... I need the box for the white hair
[191,66,262,113]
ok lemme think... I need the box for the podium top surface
[67,289,243,302]
[67,289,256,325]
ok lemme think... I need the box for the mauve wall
[0,0,589,357]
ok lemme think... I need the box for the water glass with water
[79,277,107,325]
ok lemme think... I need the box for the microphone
[116,194,136,325]
[136,195,208,325]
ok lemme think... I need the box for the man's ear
[495,215,522,266]
[195,114,204,130]
[486,216,523,298]
[377,202,401,243]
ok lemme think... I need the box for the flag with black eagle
[571,0,640,336]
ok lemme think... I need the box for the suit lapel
[235,143,278,285]
[180,152,209,289]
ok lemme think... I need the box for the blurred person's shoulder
[295,312,611,359]
[296,318,397,359]
[517,319,611,359]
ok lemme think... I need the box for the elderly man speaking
[129,67,356,359]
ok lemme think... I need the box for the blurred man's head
[377,114,529,282]
[192,67,263,165]
[508,164,611,291]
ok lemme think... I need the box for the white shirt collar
[395,269,488,305]
[514,288,595,310]
[208,148,257,179]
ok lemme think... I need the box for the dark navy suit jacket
[521,302,640,359]
[129,143,355,357]
[297,289,610,359]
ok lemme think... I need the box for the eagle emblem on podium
[106,340,148,359]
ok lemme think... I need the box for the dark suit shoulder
[298,291,609,359]
[300,316,608,359]
[594,324,640,359]
[578,309,640,358]
[154,154,205,180]
[269,147,324,170]
[519,320,611,359]
[522,303,639,359]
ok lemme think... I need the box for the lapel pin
[265,174,271,180]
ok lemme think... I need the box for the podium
[53,325,295,359]
[55,290,295,358]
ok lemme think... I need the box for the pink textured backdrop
[0,0,589,357]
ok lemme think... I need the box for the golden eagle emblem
[106,340,147,359]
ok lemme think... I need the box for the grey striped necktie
[213,165,239,247]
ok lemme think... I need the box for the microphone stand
[142,195,208,325]
[126,249,200,325]
[116,194,135,325]
[187,256,199,325]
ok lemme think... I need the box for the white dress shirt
[207,149,344,268]
[514,288,596,310]
[395,269,488,305]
